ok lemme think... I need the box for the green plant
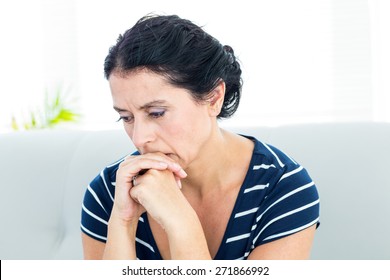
[11,86,81,131]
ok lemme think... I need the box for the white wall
[0,0,45,130]
[1,0,389,132]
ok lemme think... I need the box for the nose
[130,119,155,151]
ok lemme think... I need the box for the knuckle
[118,161,125,169]
[147,169,161,176]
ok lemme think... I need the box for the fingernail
[179,169,187,177]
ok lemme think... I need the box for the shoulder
[249,136,298,168]
[251,135,315,186]
[241,135,319,215]
[236,135,317,205]
[244,135,307,182]
[246,136,320,244]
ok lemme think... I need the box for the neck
[182,127,253,197]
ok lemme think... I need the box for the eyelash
[116,116,132,123]
[149,110,165,118]
[116,110,166,123]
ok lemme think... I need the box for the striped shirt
[81,136,320,260]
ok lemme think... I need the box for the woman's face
[109,69,217,169]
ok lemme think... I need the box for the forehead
[109,69,197,108]
[109,68,170,91]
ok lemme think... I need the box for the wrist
[111,202,143,224]
[104,212,139,260]
[109,207,140,231]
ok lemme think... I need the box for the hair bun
[223,45,235,64]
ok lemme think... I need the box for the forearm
[165,209,211,260]
[103,213,138,260]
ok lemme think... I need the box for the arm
[247,225,317,260]
[246,156,320,260]
[130,168,211,259]
[103,210,139,259]
[81,153,187,260]
[164,204,211,259]
[81,212,139,260]
[81,233,105,259]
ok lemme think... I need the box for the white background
[0,0,389,132]
[2,260,390,280]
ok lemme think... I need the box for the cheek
[165,125,199,165]
[163,112,211,154]
[122,123,133,139]
[163,119,191,141]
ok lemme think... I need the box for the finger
[123,153,187,179]
[175,176,182,189]
[119,158,169,177]
[166,162,187,179]
[136,170,182,191]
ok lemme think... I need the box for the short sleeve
[252,163,320,247]
[80,167,117,243]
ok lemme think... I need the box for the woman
[81,14,320,260]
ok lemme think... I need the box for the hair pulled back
[104,14,242,118]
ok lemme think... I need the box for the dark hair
[104,14,242,119]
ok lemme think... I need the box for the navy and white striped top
[81,136,320,260]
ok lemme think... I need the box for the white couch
[1,122,389,260]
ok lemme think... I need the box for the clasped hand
[113,153,188,228]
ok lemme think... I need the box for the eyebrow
[113,100,167,112]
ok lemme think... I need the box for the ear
[208,80,226,117]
